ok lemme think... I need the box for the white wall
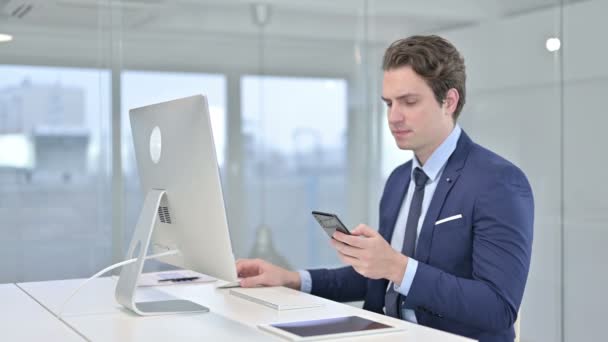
[433,1,608,341]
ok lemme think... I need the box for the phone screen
[312,211,351,237]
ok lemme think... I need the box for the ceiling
[0,0,581,44]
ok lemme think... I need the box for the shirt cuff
[298,270,313,293]
[394,258,418,296]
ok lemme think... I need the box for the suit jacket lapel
[381,164,411,244]
[415,132,473,263]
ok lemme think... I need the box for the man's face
[381,66,456,159]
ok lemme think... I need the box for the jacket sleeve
[404,166,534,332]
[306,163,411,303]
[307,266,367,302]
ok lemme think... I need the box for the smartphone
[312,211,352,238]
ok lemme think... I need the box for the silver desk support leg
[115,189,209,315]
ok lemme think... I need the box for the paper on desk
[137,270,217,286]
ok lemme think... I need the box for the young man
[236,35,534,342]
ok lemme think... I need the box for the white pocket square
[435,214,463,225]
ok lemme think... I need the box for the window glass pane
[240,75,347,269]
[0,65,111,282]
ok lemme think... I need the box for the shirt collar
[412,124,462,182]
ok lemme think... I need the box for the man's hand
[235,258,301,290]
[331,224,408,285]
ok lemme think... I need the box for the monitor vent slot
[158,206,172,224]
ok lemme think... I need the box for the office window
[240,75,347,269]
[0,65,111,283]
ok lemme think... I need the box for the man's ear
[444,88,460,116]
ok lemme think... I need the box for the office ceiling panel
[0,0,579,43]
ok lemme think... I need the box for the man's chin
[394,140,414,150]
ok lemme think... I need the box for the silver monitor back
[129,94,238,282]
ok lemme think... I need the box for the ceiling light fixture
[546,37,561,52]
[0,33,13,42]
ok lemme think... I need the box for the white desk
[1,283,83,341]
[18,277,475,341]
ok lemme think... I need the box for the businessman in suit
[236,35,534,342]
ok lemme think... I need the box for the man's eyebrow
[381,93,419,102]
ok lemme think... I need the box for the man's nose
[388,107,403,123]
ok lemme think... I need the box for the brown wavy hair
[382,35,466,120]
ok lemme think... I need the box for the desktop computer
[115,94,239,315]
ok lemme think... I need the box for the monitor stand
[115,189,209,315]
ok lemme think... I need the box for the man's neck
[414,125,455,166]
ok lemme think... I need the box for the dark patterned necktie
[385,167,429,318]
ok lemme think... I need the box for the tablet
[258,315,402,341]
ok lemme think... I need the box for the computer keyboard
[229,287,324,310]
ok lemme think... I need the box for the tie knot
[413,167,429,188]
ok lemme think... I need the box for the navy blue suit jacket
[309,131,534,342]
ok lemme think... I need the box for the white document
[136,270,216,286]
[230,287,324,311]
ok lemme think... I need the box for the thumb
[351,224,377,237]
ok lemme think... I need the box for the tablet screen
[270,316,393,337]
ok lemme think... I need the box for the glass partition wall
[1,1,605,341]
[0,1,113,283]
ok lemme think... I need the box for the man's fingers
[331,238,361,258]
[336,251,367,278]
[235,259,262,275]
[239,273,267,288]
[235,259,252,272]
[238,268,260,278]
[351,224,378,238]
[236,258,250,268]
[336,250,360,267]
[333,231,365,248]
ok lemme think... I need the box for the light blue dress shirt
[299,125,462,324]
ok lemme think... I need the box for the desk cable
[57,249,180,317]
